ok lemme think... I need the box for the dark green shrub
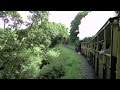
[38,60,65,79]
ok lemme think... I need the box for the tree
[25,11,49,29]
[0,11,23,30]
[15,11,49,47]
[0,11,46,78]
[0,11,69,79]
[8,11,23,30]
[41,22,69,47]
[0,11,10,29]
[81,36,93,42]
[69,11,89,44]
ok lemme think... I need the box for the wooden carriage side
[80,16,120,79]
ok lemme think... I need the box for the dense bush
[38,47,65,79]
[38,62,65,79]
[0,47,43,79]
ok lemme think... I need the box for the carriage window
[98,43,102,51]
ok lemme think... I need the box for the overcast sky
[78,11,117,39]
[0,11,117,40]
[49,11,79,29]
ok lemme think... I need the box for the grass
[67,43,75,50]
[54,44,83,79]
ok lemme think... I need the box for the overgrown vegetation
[0,11,69,79]
[0,11,87,79]
[38,44,83,79]
[57,44,83,79]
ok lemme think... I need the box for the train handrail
[92,16,119,40]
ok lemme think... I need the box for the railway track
[63,44,96,79]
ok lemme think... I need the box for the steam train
[78,16,120,79]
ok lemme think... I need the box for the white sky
[49,11,80,30]
[78,11,117,40]
[0,11,117,40]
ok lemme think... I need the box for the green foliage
[0,11,11,29]
[38,44,83,79]
[17,48,43,79]
[69,11,89,44]
[44,22,69,39]
[0,39,44,79]
[9,12,23,30]
[53,44,83,79]
[81,36,93,42]
[38,47,65,79]
[29,11,49,24]
[0,11,69,79]
[39,61,65,79]
[0,11,23,30]
[41,22,69,47]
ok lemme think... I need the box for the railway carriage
[80,16,120,79]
